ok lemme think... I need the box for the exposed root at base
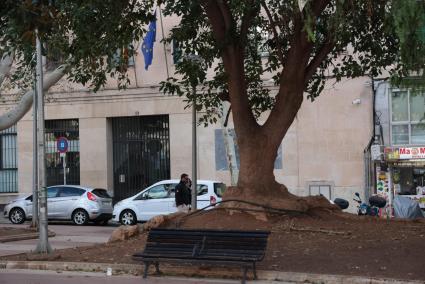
[220,185,340,221]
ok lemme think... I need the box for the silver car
[3,185,113,225]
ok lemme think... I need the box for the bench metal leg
[252,262,257,280]
[241,266,248,284]
[154,262,161,275]
[143,261,150,278]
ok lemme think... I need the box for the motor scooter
[353,192,386,216]
[333,198,349,210]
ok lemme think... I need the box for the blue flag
[141,14,157,70]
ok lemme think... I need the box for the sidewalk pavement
[0,222,115,256]
[0,221,423,284]
[0,260,423,284]
[0,230,55,243]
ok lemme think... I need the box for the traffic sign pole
[61,153,67,185]
[57,137,69,185]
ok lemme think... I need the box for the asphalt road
[0,269,244,284]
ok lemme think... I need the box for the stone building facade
[0,14,374,214]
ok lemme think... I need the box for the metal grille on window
[112,115,170,202]
[0,125,17,193]
[45,119,80,186]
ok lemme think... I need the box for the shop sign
[385,146,425,160]
[376,166,390,198]
[384,147,400,160]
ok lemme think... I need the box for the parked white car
[3,185,113,225]
[112,179,226,225]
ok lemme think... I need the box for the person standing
[175,173,191,213]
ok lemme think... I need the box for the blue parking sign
[57,137,69,153]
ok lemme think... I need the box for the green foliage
[158,0,425,123]
[2,0,424,123]
[0,0,153,90]
[390,0,425,88]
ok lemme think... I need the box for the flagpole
[159,6,170,79]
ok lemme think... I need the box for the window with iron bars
[0,125,18,193]
[45,119,80,186]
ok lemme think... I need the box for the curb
[0,232,56,243]
[0,260,423,284]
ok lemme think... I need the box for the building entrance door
[112,115,170,202]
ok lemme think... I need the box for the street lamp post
[186,54,202,211]
[191,83,197,211]
[31,70,39,229]
[35,29,52,254]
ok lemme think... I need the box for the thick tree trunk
[223,126,312,213]
[203,3,336,215]
[222,85,337,214]
[237,130,280,190]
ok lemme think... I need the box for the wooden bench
[133,228,270,284]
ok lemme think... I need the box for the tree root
[221,185,340,221]
[288,224,351,235]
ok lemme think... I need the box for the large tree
[1,1,424,212]
[159,0,425,211]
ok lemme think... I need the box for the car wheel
[120,210,137,225]
[9,208,26,224]
[72,209,89,225]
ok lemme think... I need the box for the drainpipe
[363,77,376,202]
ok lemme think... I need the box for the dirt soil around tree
[2,207,425,281]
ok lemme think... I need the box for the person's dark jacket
[175,181,191,206]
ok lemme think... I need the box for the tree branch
[304,0,343,84]
[293,0,331,63]
[215,0,233,30]
[304,35,335,84]
[203,0,258,134]
[260,1,284,64]
[264,0,335,140]
[310,0,332,18]
[224,105,231,127]
[240,0,259,42]
[0,52,14,87]
[0,64,67,130]
[201,0,233,44]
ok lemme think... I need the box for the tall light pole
[31,69,39,229]
[191,83,197,210]
[186,54,201,211]
[35,29,52,254]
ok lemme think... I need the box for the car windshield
[92,189,111,198]
[166,183,209,197]
[197,184,209,196]
[214,183,226,197]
